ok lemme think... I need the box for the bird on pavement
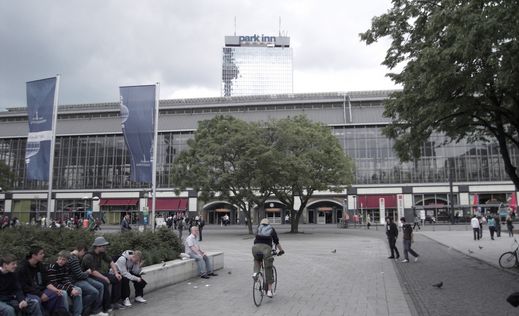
[432,282,443,289]
[468,249,474,254]
[331,249,336,253]
[478,245,483,249]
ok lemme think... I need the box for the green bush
[0,226,183,267]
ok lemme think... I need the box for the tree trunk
[495,120,519,190]
[290,209,304,233]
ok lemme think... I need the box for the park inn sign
[239,34,276,43]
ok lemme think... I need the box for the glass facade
[222,46,293,96]
[0,127,517,191]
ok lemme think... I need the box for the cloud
[0,0,395,109]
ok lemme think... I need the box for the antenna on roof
[234,16,237,36]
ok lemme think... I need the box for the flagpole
[151,82,160,232]
[46,74,60,227]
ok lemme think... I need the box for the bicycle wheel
[252,271,264,306]
[499,251,518,269]
[272,265,277,294]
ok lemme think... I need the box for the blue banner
[120,85,156,183]
[25,77,57,181]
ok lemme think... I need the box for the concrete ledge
[132,251,224,295]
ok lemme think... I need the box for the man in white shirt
[185,227,218,279]
[471,215,480,240]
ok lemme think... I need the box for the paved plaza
[113,224,519,316]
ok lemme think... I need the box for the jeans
[0,301,15,316]
[388,237,400,258]
[473,227,480,240]
[121,275,147,299]
[189,253,213,276]
[252,243,274,284]
[68,286,83,316]
[403,239,419,260]
[75,278,104,314]
[489,226,496,239]
[90,274,121,312]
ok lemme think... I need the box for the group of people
[470,212,515,240]
[385,217,420,263]
[0,236,147,316]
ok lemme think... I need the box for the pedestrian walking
[413,215,421,230]
[506,213,514,237]
[487,215,496,240]
[471,215,480,240]
[385,217,400,259]
[495,214,501,237]
[177,216,184,239]
[400,217,419,263]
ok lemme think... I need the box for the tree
[170,115,275,234]
[0,160,14,191]
[360,0,519,189]
[269,116,355,233]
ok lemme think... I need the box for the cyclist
[252,218,284,298]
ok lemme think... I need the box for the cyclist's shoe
[277,250,285,256]
[266,290,274,298]
[252,273,259,281]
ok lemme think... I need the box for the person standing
[495,214,501,237]
[413,216,421,230]
[197,217,205,241]
[177,216,184,239]
[120,214,131,232]
[487,215,496,240]
[400,217,419,263]
[506,213,514,237]
[471,215,480,240]
[385,217,400,259]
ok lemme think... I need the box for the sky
[0,0,397,110]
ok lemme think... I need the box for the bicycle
[252,248,284,307]
[499,238,519,269]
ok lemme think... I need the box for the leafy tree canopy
[360,0,519,188]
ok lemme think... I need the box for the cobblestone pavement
[116,228,410,316]
[112,225,519,316]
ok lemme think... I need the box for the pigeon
[478,246,483,249]
[432,282,443,288]
[468,249,474,254]
[228,271,232,275]
[331,249,336,253]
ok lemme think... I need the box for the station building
[0,90,517,225]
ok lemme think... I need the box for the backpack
[257,224,273,237]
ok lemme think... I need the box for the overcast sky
[0,0,397,109]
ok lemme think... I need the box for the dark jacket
[0,270,25,302]
[121,218,131,232]
[386,222,399,239]
[402,223,413,240]
[17,260,48,297]
[82,250,112,273]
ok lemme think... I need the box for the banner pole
[151,83,160,232]
[46,74,60,227]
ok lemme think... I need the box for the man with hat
[252,218,284,298]
[81,237,124,312]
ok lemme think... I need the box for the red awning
[357,195,397,209]
[100,199,138,206]
[148,198,188,211]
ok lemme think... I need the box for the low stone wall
[130,251,224,296]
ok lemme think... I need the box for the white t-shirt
[185,234,199,256]
[471,217,480,228]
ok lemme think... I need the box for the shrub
[0,226,182,266]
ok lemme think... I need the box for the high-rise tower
[222,34,293,97]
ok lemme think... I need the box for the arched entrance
[307,200,343,224]
[203,201,238,225]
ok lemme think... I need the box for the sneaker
[91,312,109,316]
[414,257,419,262]
[105,308,113,313]
[266,290,274,298]
[252,272,259,280]
[135,296,147,303]
[200,274,210,279]
[112,303,126,310]
[401,259,409,263]
[387,256,395,259]
[208,272,218,276]
[123,297,132,307]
